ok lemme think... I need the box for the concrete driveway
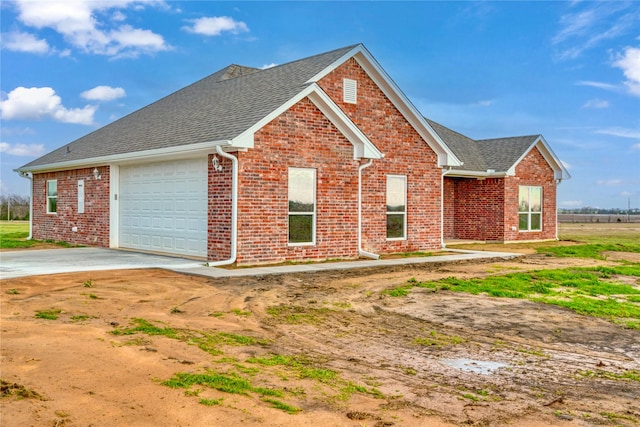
[1,246,522,280]
[0,247,206,279]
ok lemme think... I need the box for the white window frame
[46,179,57,214]
[288,167,316,246]
[518,185,542,232]
[386,175,407,240]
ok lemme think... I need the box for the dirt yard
[2,251,639,427]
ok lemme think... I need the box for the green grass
[577,369,640,382]
[0,221,33,249]
[537,243,640,259]
[266,305,332,324]
[246,353,382,402]
[35,309,62,320]
[261,398,301,414]
[413,330,466,348]
[110,318,269,356]
[389,265,640,328]
[162,370,300,413]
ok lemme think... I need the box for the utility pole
[629,197,631,224]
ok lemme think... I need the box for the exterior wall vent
[343,78,357,104]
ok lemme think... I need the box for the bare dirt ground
[2,252,639,427]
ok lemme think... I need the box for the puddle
[441,358,508,375]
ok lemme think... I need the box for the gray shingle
[20,44,359,170]
[425,118,539,173]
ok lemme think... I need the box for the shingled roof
[20,44,359,169]
[425,118,541,174]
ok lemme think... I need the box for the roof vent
[343,78,357,104]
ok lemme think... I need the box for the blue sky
[1,1,639,209]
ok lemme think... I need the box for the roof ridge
[424,117,477,143]
[477,134,540,142]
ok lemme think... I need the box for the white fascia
[15,140,232,174]
[505,136,571,181]
[305,44,462,168]
[231,83,383,160]
[444,170,509,179]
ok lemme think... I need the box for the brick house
[16,44,569,265]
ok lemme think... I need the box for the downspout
[441,167,452,248]
[555,178,562,241]
[358,159,379,259]
[207,146,238,267]
[18,171,33,240]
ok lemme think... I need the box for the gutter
[17,171,33,240]
[358,159,379,259]
[207,146,238,267]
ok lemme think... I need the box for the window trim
[518,185,542,232]
[46,179,58,214]
[288,167,316,246]
[386,175,407,240]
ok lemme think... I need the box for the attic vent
[343,78,357,104]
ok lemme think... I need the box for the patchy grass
[230,308,251,317]
[388,265,640,329]
[110,318,269,356]
[35,309,62,320]
[413,330,466,348]
[266,305,332,324]
[246,353,382,402]
[577,369,640,382]
[162,370,301,414]
[537,243,640,260]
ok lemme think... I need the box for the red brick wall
[32,166,110,246]
[444,146,557,242]
[451,177,505,241]
[443,177,455,239]
[318,58,442,253]
[504,147,557,241]
[207,153,234,260]
[235,97,360,265]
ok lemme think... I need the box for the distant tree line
[558,207,639,215]
[0,194,30,220]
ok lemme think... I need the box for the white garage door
[119,158,208,258]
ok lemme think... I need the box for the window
[519,186,542,231]
[343,78,357,104]
[46,180,57,214]
[288,168,316,244]
[386,175,406,239]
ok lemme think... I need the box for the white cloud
[552,3,637,60]
[582,98,609,109]
[81,86,126,101]
[1,31,50,54]
[596,179,623,186]
[595,127,640,139]
[613,46,640,97]
[261,63,277,70]
[631,143,640,151]
[183,16,249,36]
[12,0,169,57]
[1,87,96,125]
[576,80,619,92]
[0,142,46,156]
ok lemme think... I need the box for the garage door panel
[120,158,207,258]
